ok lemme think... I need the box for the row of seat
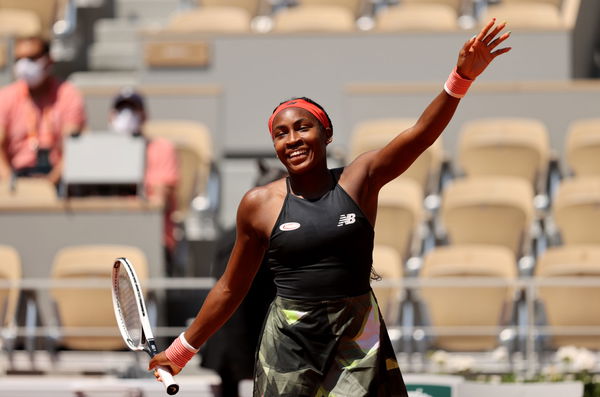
[352,116,600,196]
[156,1,572,35]
[371,243,600,352]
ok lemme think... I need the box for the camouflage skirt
[253,291,408,397]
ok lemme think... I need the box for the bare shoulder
[237,177,287,240]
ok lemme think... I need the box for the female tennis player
[150,19,511,396]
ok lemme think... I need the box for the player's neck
[288,167,334,200]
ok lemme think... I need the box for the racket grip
[157,366,179,395]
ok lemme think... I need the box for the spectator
[0,36,86,184]
[109,88,180,264]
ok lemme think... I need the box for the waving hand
[457,19,511,80]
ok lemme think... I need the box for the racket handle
[157,366,179,395]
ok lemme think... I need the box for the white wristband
[179,332,199,353]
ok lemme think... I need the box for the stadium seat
[375,178,425,262]
[295,0,364,16]
[0,8,41,37]
[144,120,215,215]
[419,244,517,351]
[0,178,58,206]
[374,3,459,32]
[165,6,252,33]
[371,245,403,325]
[565,118,600,177]
[200,0,262,17]
[536,245,600,349]
[480,2,564,29]
[553,177,600,245]
[349,118,445,194]
[50,245,148,350]
[457,118,551,190]
[440,177,534,256]
[0,0,64,38]
[0,245,21,343]
[271,5,355,33]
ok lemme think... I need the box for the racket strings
[117,271,143,347]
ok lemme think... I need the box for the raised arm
[359,19,511,190]
[148,188,270,375]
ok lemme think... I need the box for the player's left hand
[456,18,511,80]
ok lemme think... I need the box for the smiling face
[271,107,332,175]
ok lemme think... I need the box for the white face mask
[111,108,142,135]
[14,57,48,88]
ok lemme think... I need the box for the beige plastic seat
[349,118,444,194]
[272,5,355,33]
[401,0,462,10]
[457,118,551,189]
[50,245,148,350]
[0,178,58,207]
[295,0,364,16]
[166,6,251,33]
[480,3,564,29]
[144,120,214,212]
[0,0,63,38]
[565,118,600,177]
[441,177,534,255]
[0,245,21,332]
[171,144,202,221]
[420,244,517,351]
[0,8,41,37]
[376,178,424,261]
[536,245,600,349]
[553,177,600,245]
[200,0,262,17]
[375,4,458,32]
[371,245,403,325]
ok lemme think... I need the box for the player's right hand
[149,351,183,379]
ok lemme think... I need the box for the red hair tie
[268,99,331,136]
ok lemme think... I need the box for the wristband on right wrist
[165,332,198,368]
[444,67,473,98]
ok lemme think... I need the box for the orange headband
[268,99,331,136]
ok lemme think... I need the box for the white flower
[491,346,508,362]
[555,345,580,364]
[572,348,597,372]
[430,350,449,366]
[448,355,476,373]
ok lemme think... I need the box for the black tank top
[265,168,374,300]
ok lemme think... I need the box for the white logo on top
[337,213,356,227]
[279,222,301,231]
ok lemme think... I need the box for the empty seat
[376,178,424,261]
[50,245,148,350]
[536,245,600,349]
[420,244,517,350]
[565,118,600,177]
[371,245,403,325]
[375,4,458,32]
[272,5,355,33]
[0,245,21,332]
[0,178,58,206]
[144,120,214,217]
[457,118,551,189]
[200,0,262,17]
[553,177,600,245]
[295,0,364,16]
[349,118,444,194]
[0,8,41,37]
[0,0,63,38]
[480,2,563,29]
[166,6,251,33]
[441,177,534,255]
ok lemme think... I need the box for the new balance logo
[337,213,356,226]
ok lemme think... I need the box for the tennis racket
[112,257,179,395]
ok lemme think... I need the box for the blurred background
[0,0,600,396]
